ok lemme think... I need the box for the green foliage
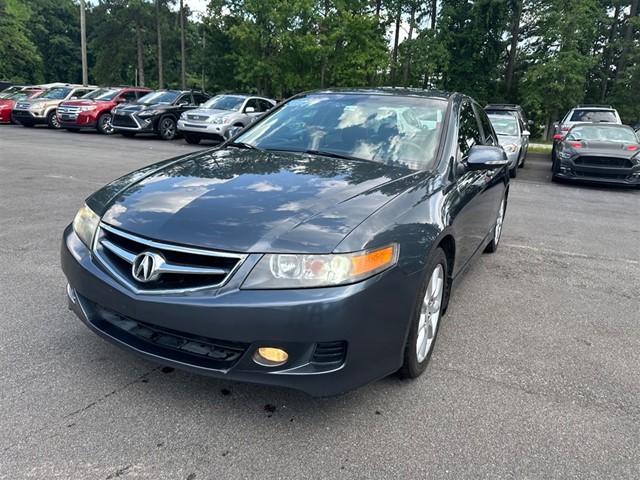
[1,0,639,128]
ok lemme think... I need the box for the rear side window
[570,110,618,123]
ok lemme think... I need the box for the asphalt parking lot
[1,124,639,479]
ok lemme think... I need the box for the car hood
[118,103,172,112]
[61,99,108,107]
[95,149,426,253]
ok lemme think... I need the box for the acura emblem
[132,251,164,283]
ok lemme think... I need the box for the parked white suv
[177,94,276,144]
[556,105,621,135]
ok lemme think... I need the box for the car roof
[300,87,456,101]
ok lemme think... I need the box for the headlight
[29,103,45,110]
[79,105,97,111]
[0,104,9,110]
[502,144,517,153]
[211,116,229,124]
[242,244,398,289]
[138,109,162,117]
[72,203,100,249]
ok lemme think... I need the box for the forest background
[1,0,639,137]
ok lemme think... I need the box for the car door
[450,101,500,276]
[175,93,195,117]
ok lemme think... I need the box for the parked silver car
[487,113,529,178]
[177,94,276,144]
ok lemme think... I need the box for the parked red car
[57,86,152,134]
[0,89,44,123]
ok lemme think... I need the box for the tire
[97,113,114,135]
[121,131,136,138]
[484,196,506,253]
[47,110,61,129]
[551,157,560,182]
[509,162,518,178]
[158,116,177,140]
[398,248,448,379]
[519,150,526,168]
[184,135,201,145]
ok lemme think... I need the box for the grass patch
[528,144,552,154]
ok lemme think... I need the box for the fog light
[253,347,289,367]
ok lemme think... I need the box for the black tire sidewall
[159,116,176,140]
[399,248,448,379]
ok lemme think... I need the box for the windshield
[137,91,180,104]
[236,93,448,171]
[568,125,637,143]
[7,90,38,100]
[488,115,519,136]
[39,87,72,100]
[82,88,119,100]
[201,95,245,111]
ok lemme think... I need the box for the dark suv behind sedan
[111,89,210,140]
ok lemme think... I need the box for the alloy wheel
[416,264,444,363]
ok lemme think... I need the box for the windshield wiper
[227,141,262,151]
[302,149,365,161]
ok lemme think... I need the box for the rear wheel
[47,111,61,129]
[97,113,114,134]
[398,248,448,379]
[484,197,505,253]
[158,116,177,140]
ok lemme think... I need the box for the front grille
[186,114,210,122]
[15,102,30,110]
[58,105,82,115]
[94,223,247,294]
[575,171,628,180]
[12,110,29,116]
[112,113,138,128]
[311,341,347,366]
[84,297,248,370]
[575,156,633,168]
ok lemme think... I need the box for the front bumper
[58,112,98,129]
[0,107,11,123]
[555,156,640,186]
[177,119,231,141]
[112,112,157,133]
[61,225,420,396]
[12,109,47,124]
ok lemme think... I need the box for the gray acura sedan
[62,88,509,396]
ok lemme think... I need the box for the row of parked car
[0,83,277,144]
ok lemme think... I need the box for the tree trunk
[180,0,186,89]
[391,6,401,84]
[157,0,163,89]
[505,0,523,94]
[430,0,437,30]
[402,4,416,86]
[615,0,639,81]
[136,21,145,87]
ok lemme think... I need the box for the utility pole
[80,0,88,86]
[157,0,163,89]
[180,0,186,89]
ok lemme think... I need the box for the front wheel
[158,116,177,140]
[97,113,114,134]
[484,197,505,253]
[47,111,61,129]
[509,163,518,178]
[398,248,448,379]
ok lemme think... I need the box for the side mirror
[115,98,127,103]
[466,145,508,170]
[180,101,189,106]
[245,106,255,113]
[522,130,530,136]
[70,96,78,100]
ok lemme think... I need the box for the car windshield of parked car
[137,91,180,105]
[39,87,72,100]
[235,93,448,171]
[569,110,618,123]
[6,91,32,100]
[568,125,637,143]
[488,114,519,136]
[201,95,245,111]
[81,88,119,100]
